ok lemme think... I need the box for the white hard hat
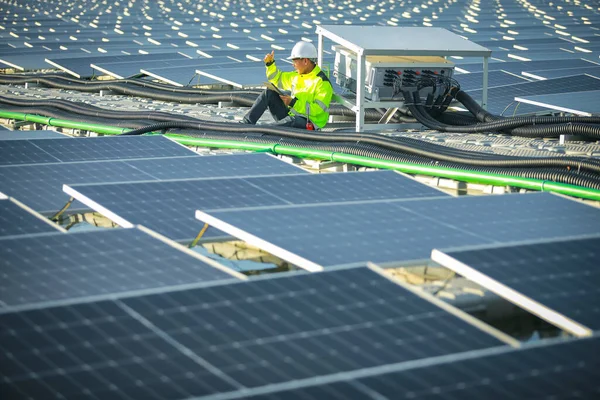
[287,41,317,59]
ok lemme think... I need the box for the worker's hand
[264,50,275,64]
[280,95,292,106]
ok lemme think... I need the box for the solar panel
[237,336,600,400]
[465,74,600,115]
[0,130,68,140]
[455,59,596,74]
[515,90,600,116]
[523,66,600,80]
[0,153,304,213]
[89,52,201,78]
[124,153,307,180]
[195,192,600,271]
[142,61,247,86]
[195,65,287,88]
[64,171,448,242]
[454,70,531,91]
[0,226,242,310]
[0,136,195,166]
[432,235,600,336]
[0,265,510,399]
[195,56,335,88]
[0,198,63,238]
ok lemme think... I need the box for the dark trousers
[243,89,308,128]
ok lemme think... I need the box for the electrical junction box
[333,46,455,102]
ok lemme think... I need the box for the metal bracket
[189,223,210,248]
[378,107,399,124]
[50,197,75,222]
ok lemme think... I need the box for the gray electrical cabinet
[333,46,455,101]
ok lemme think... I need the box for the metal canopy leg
[356,52,366,132]
[482,56,489,110]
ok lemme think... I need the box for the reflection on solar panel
[454,70,530,91]
[45,49,197,77]
[0,153,305,213]
[455,59,596,74]
[85,52,200,78]
[0,227,241,310]
[0,265,509,399]
[465,74,600,115]
[0,198,63,238]
[432,235,600,336]
[515,90,600,116]
[238,336,600,400]
[0,136,195,165]
[523,66,600,80]
[0,130,68,140]
[196,193,600,271]
[142,60,247,86]
[64,171,447,242]
[196,65,273,88]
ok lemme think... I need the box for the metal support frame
[482,56,489,110]
[316,26,492,132]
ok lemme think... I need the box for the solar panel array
[64,171,449,242]
[0,130,68,140]
[0,198,63,239]
[0,153,306,213]
[0,227,240,310]
[2,0,600,398]
[464,74,600,115]
[2,0,599,111]
[0,266,509,399]
[515,90,600,116]
[0,136,195,166]
[237,335,600,400]
[432,235,600,335]
[196,192,600,270]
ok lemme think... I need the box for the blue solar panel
[237,336,600,400]
[64,171,447,242]
[515,90,600,116]
[432,235,600,334]
[196,193,600,270]
[0,153,305,213]
[0,266,506,399]
[523,66,600,80]
[455,59,596,74]
[0,136,195,166]
[454,70,531,91]
[0,227,238,309]
[0,130,68,140]
[91,54,210,79]
[0,198,62,238]
[465,74,600,115]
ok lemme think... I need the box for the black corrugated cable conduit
[405,91,600,139]
[176,131,600,189]
[0,74,389,121]
[118,120,600,174]
[0,104,155,128]
[4,101,598,174]
[0,74,264,95]
[1,103,598,188]
[510,123,600,138]
[0,96,204,123]
[454,89,500,122]
[4,78,257,106]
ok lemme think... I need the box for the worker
[241,41,333,130]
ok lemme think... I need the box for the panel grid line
[117,301,245,390]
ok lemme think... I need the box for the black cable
[405,90,600,138]
[176,130,600,189]
[118,120,600,174]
